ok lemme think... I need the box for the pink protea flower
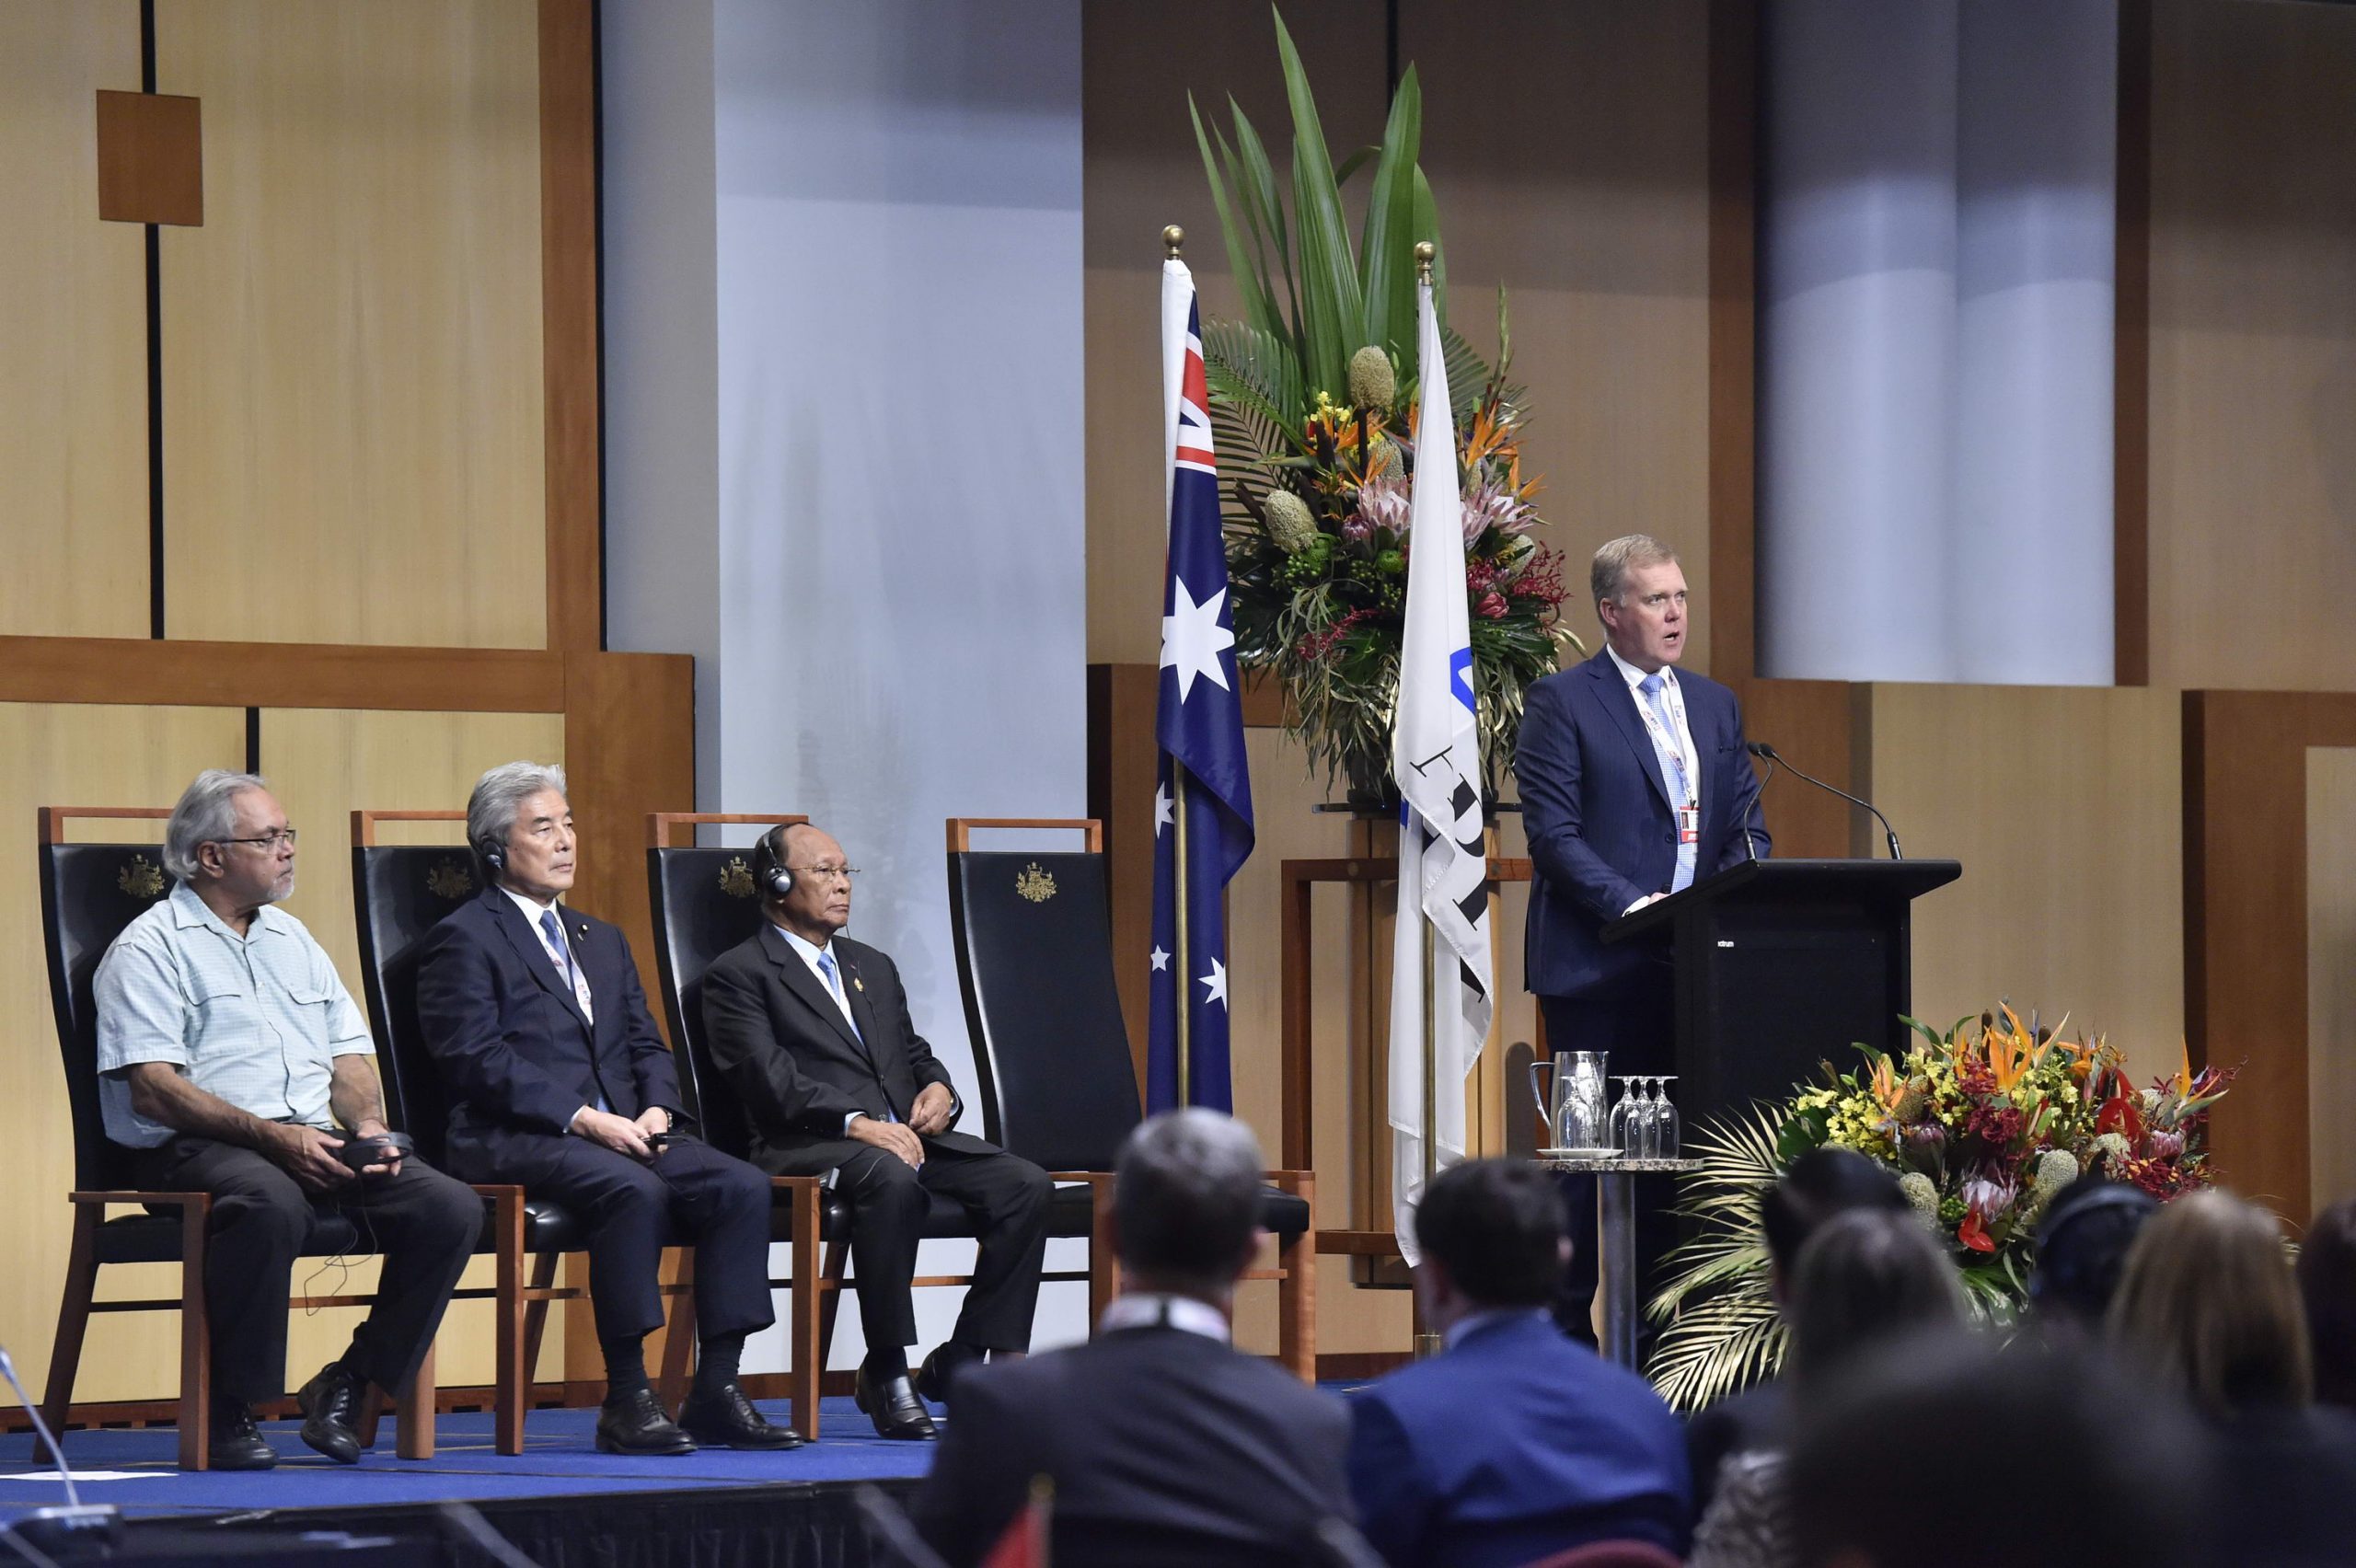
[1459,480,1535,546]
[1346,474,1412,542]
[1475,591,1508,619]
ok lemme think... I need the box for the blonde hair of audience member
[2107,1188,2312,1419]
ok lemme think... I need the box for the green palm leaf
[1273,8,1361,397]
[1357,63,1423,364]
[1644,1103,1794,1411]
[1188,95,1277,337]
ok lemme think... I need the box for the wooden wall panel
[0,1,149,639]
[2146,0,2356,691]
[2,703,246,1403]
[2307,747,2356,1214]
[156,0,548,649]
[1080,1,1391,668]
[1406,1,1715,674]
[1864,685,2184,1089]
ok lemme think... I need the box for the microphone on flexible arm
[0,1343,120,1551]
[1740,745,1775,863]
[1747,741,1904,859]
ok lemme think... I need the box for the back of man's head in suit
[1414,1159,1566,1314]
[1760,1147,1908,1297]
[1114,1110,1264,1302]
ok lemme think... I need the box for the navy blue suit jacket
[1345,1310,1692,1568]
[1515,650,1769,998]
[413,887,682,1166]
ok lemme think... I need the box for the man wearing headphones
[413,762,800,1456]
[699,822,1054,1441]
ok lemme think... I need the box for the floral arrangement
[1191,14,1579,803]
[1646,1007,2237,1412]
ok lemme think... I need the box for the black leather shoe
[679,1381,805,1450]
[595,1386,697,1456]
[295,1363,367,1464]
[853,1366,938,1441]
[915,1343,973,1406]
[209,1401,276,1470]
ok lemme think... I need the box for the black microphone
[1748,741,1903,859]
[0,1343,120,1551]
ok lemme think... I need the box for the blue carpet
[0,1397,937,1522]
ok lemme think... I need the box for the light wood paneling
[0,635,566,711]
[2146,0,2356,690]
[157,0,548,648]
[0,2,149,639]
[2,703,246,1403]
[2308,748,2356,1214]
[1406,1,1715,674]
[1863,685,2184,1088]
[260,707,564,1389]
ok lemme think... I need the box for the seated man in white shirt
[95,770,483,1470]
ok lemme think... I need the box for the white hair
[467,761,570,858]
[163,770,269,881]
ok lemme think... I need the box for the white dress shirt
[1605,643,1703,914]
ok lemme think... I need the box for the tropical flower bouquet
[1191,15,1578,804]
[1646,1007,2237,1412]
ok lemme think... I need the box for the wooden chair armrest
[768,1175,826,1190]
[1262,1169,1311,1193]
[68,1190,208,1208]
[1046,1170,1113,1185]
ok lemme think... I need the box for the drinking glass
[1654,1076,1682,1159]
[1622,1078,1651,1158]
[1607,1078,1638,1153]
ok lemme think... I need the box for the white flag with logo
[1389,272,1496,1266]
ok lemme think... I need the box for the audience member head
[2108,1188,2310,1420]
[1760,1146,1909,1302]
[1783,1207,1969,1391]
[1113,1110,1265,1306]
[1410,1159,1567,1336]
[164,769,295,916]
[756,822,855,944]
[2030,1176,2159,1338]
[467,761,573,902]
[2298,1198,2356,1412]
[1787,1332,2200,1568]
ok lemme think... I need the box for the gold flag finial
[1415,240,1436,282]
[1163,224,1185,259]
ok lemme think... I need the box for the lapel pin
[853,974,865,992]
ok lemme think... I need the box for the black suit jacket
[413,887,682,1164]
[912,1325,1353,1568]
[699,925,989,1177]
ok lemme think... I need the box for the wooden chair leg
[395,1344,435,1459]
[40,1206,99,1467]
[786,1181,822,1441]
[178,1202,211,1471]
[656,1262,696,1412]
[497,1196,531,1456]
[815,1239,849,1366]
[1089,1186,1120,1329]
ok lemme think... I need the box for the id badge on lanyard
[1677,803,1701,845]
[1640,675,1703,844]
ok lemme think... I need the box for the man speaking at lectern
[1514,535,1769,1341]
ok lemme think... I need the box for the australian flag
[1148,264,1254,1113]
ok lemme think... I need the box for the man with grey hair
[414,762,796,1455]
[95,770,483,1470]
[1515,535,1770,1343]
[913,1111,1351,1565]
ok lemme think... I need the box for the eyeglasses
[219,829,299,851]
[787,863,859,884]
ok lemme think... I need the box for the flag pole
[1166,222,1192,1109]
[1411,239,1444,1361]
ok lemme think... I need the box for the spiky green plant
[1646,1105,1790,1412]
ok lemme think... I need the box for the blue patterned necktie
[1639,673,1699,894]
[816,948,862,1043]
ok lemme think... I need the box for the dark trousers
[133,1136,483,1406]
[1541,981,1677,1347]
[450,1132,777,1344]
[834,1141,1053,1354]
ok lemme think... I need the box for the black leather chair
[645,813,1010,1440]
[944,818,1316,1377]
[350,810,696,1453]
[38,806,432,1470]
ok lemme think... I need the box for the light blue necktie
[816,948,863,1043]
[1639,673,1699,894]
[540,907,606,1111]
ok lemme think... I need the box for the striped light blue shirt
[93,883,375,1147]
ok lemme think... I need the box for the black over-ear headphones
[477,837,506,875]
[753,824,794,900]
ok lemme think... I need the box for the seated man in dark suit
[1347,1159,1692,1568]
[414,762,798,1455]
[913,1110,1353,1566]
[699,822,1052,1440]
